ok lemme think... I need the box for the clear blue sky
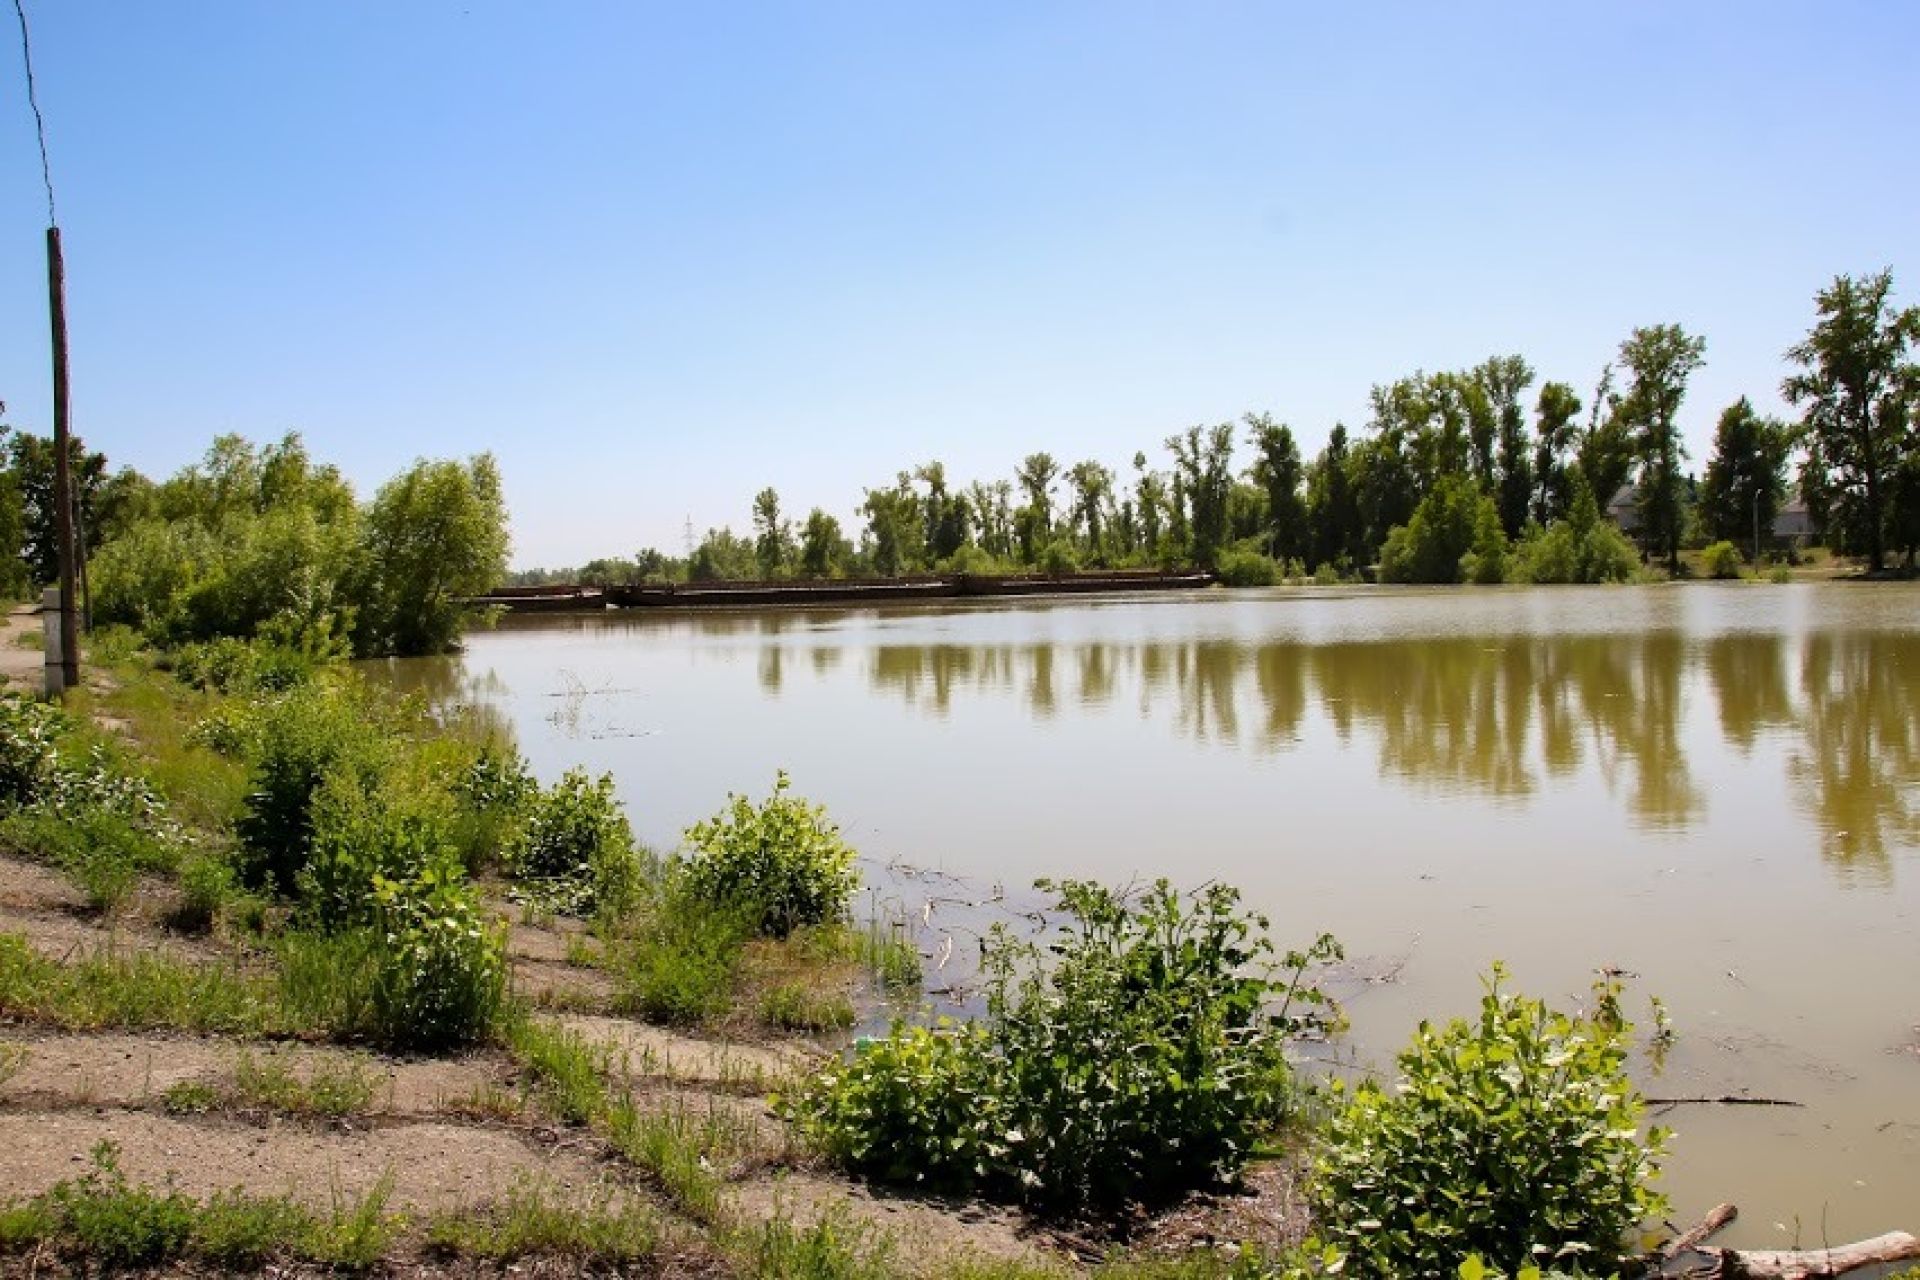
[2,2,1914,568]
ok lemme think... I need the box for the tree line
[514,268,1919,587]
[0,418,510,658]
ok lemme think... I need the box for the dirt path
[0,606,42,692]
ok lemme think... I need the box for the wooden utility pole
[46,224,78,691]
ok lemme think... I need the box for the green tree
[1014,453,1059,553]
[799,508,847,577]
[1130,453,1167,561]
[353,454,510,656]
[1475,355,1536,537]
[1246,414,1306,562]
[1698,398,1792,561]
[1377,474,1499,584]
[1064,460,1114,561]
[688,526,756,581]
[1165,424,1235,566]
[9,430,108,587]
[916,462,972,563]
[1307,424,1361,570]
[1782,269,1920,572]
[750,486,793,578]
[1531,380,1583,524]
[860,476,925,576]
[1616,325,1707,573]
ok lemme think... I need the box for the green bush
[787,879,1340,1215]
[1380,476,1498,585]
[234,685,384,894]
[450,742,535,872]
[0,693,65,808]
[170,853,239,934]
[1702,540,1744,579]
[679,772,857,938]
[47,1141,197,1269]
[1311,967,1668,1279]
[366,869,507,1051]
[1215,548,1281,587]
[301,768,459,928]
[512,768,638,916]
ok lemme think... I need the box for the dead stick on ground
[1701,1230,1920,1278]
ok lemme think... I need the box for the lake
[376,583,1920,1246]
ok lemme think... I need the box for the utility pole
[46,225,78,692]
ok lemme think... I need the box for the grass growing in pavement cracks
[0,1142,403,1271]
[163,1048,381,1118]
[425,1175,662,1263]
[0,932,277,1035]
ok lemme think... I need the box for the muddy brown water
[372,583,1920,1246]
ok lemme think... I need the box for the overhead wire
[11,0,55,225]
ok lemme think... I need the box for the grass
[505,1016,613,1125]
[606,1097,733,1225]
[729,1206,896,1280]
[0,806,179,914]
[425,1175,662,1263]
[229,1047,381,1117]
[62,662,251,833]
[0,932,277,1035]
[758,980,856,1032]
[0,1141,405,1272]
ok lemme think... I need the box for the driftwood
[1654,1204,1919,1278]
[1645,1095,1802,1109]
[1660,1202,1739,1260]
[1696,1231,1920,1278]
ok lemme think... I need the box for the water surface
[380,584,1920,1244]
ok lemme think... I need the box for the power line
[11,0,55,226]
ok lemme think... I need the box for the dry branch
[1698,1230,1920,1278]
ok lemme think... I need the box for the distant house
[1606,484,1641,534]
[1772,498,1815,546]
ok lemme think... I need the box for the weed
[679,773,859,938]
[160,1079,220,1115]
[426,1175,659,1263]
[511,767,640,916]
[301,1171,403,1270]
[169,851,239,934]
[48,1141,197,1268]
[505,1017,611,1125]
[759,981,855,1032]
[0,933,275,1035]
[606,1098,737,1224]
[732,1205,895,1280]
[612,897,751,1025]
[232,1048,379,1117]
[192,1189,313,1268]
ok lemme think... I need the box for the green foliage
[45,1142,195,1269]
[426,1176,659,1263]
[512,768,639,916]
[0,933,274,1034]
[759,980,856,1031]
[234,684,385,894]
[735,1207,895,1280]
[1312,967,1668,1279]
[352,453,510,656]
[788,879,1340,1215]
[449,742,534,872]
[365,869,507,1051]
[1215,546,1281,587]
[1508,478,1639,585]
[230,1048,379,1117]
[1702,540,1744,579]
[1380,476,1502,584]
[0,694,65,807]
[679,772,858,937]
[301,765,460,928]
[190,1189,314,1269]
[504,1018,612,1125]
[170,852,240,934]
[612,896,751,1024]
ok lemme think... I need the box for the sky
[0,3,1915,569]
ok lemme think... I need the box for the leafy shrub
[170,853,239,934]
[1215,548,1281,587]
[366,869,507,1050]
[1040,540,1081,575]
[512,768,638,916]
[1311,966,1668,1279]
[1702,540,1744,579]
[301,768,459,928]
[0,693,64,807]
[787,879,1341,1215]
[450,742,535,872]
[1380,476,1499,585]
[679,772,857,938]
[234,685,384,894]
